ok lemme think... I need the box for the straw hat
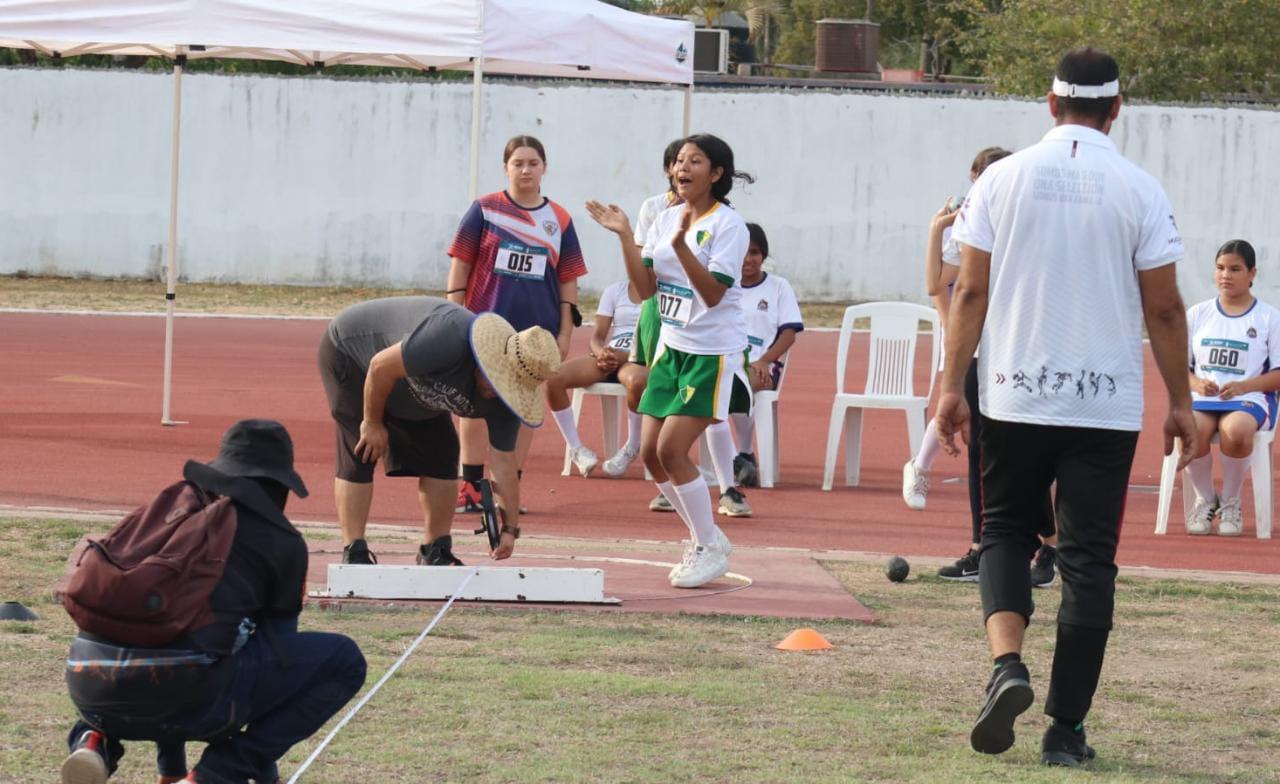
[470,313,560,426]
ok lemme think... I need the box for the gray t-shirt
[326,297,520,451]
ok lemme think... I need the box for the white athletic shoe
[1217,497,1244,536]
[671,528,732,588]
[602,445,640,478]
[902,459,929,511]
[1186,495,1217,536]
[668,540,697,581]
[569,445,599,478]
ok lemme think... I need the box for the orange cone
[775,628,833,651]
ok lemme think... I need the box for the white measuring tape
[286,568,478,783]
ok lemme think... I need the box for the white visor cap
[1051,77,1119,98]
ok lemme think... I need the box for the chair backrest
[835,301,940,398]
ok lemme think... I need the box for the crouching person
[60,419,367,784]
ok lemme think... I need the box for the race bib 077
[496,241,549,280]
[656,280,694,328]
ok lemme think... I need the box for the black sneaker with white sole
[938,549,980,582]
[1041,720,1096,767]
[1030,544,1057,588]
[417,535,464,566]
[342,538,377,565]
[970,660,1034,754]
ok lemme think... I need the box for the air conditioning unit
[693,28,729,74]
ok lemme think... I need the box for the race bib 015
[496,241,549,280]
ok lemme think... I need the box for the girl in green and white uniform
[587,134,753,588]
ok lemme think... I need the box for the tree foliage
[970,0,1280,101]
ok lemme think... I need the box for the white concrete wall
[2,67,1277,305]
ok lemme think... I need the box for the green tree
[875,0,991,75]
[970,0,1280,101]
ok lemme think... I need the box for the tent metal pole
[161,52,186,426]
[468,58,484,200]
[682,84,692,135]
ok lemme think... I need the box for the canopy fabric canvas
[0,0,694,84]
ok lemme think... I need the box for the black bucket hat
[204,419,308,498]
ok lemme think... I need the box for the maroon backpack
[64,480,238,647]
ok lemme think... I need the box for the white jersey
[740,272,804,362]
[642,202,750,356]
[1188,297,1280,416]
[595,280,643,352]
[634,191,677,247]
[951,123,1184,431]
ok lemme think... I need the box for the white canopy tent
[0,0,694,423]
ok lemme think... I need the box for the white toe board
[320,564,617,604]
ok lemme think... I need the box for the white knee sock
[706,420,737,494]
[624,410,643,453]
[674,476,720,545]
[1220,455,1250,502]
[1187,453,1215,501]
[551,407,581,450]
[913,419,941,472]
[657,480,696,540]
[731,413,755,455]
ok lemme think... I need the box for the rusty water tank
[815,18,880,74]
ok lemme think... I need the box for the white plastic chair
[1154,430,1274,539]
[561,382,628,476]
[822,302,940,491]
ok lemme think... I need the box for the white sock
[674,476,720,545]
[551,407,581,450]
[1220,454,1250,502]
[913,419,941,472]
[706,420,737,494]
[731,413,755,455]
[1187,453,1215,501]
[657,480,695,540]
[624,410,643,453]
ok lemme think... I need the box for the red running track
[2,311,1276,574]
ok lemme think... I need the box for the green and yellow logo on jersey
[696,229,711,247]
[681,385,697,403]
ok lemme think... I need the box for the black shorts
[317,335,460,483]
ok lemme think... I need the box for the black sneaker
[342,538,377,565]
[1041,721,1096,767]
[417,535,464,566]
[938,549,980,582]
[733,452,760,488]
[61,729,109,784]
[1031,545,1057,588]
[970,661,1034,754]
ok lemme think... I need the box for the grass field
[0,273,856,328]
[2,516,1277,783]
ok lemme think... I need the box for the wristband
[500,524,521,540]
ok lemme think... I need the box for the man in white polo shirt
[935,48,1196,767]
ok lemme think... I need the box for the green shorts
[638,344,752,420]
[630,297,661,368]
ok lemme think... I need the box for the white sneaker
[668,540,697,581]
[671,528,732,588]
[602,445,640,477]
[569,445,599,477]
[1186,495,1217,535]
[902,459,929,511]
[1217,497,1244,536]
